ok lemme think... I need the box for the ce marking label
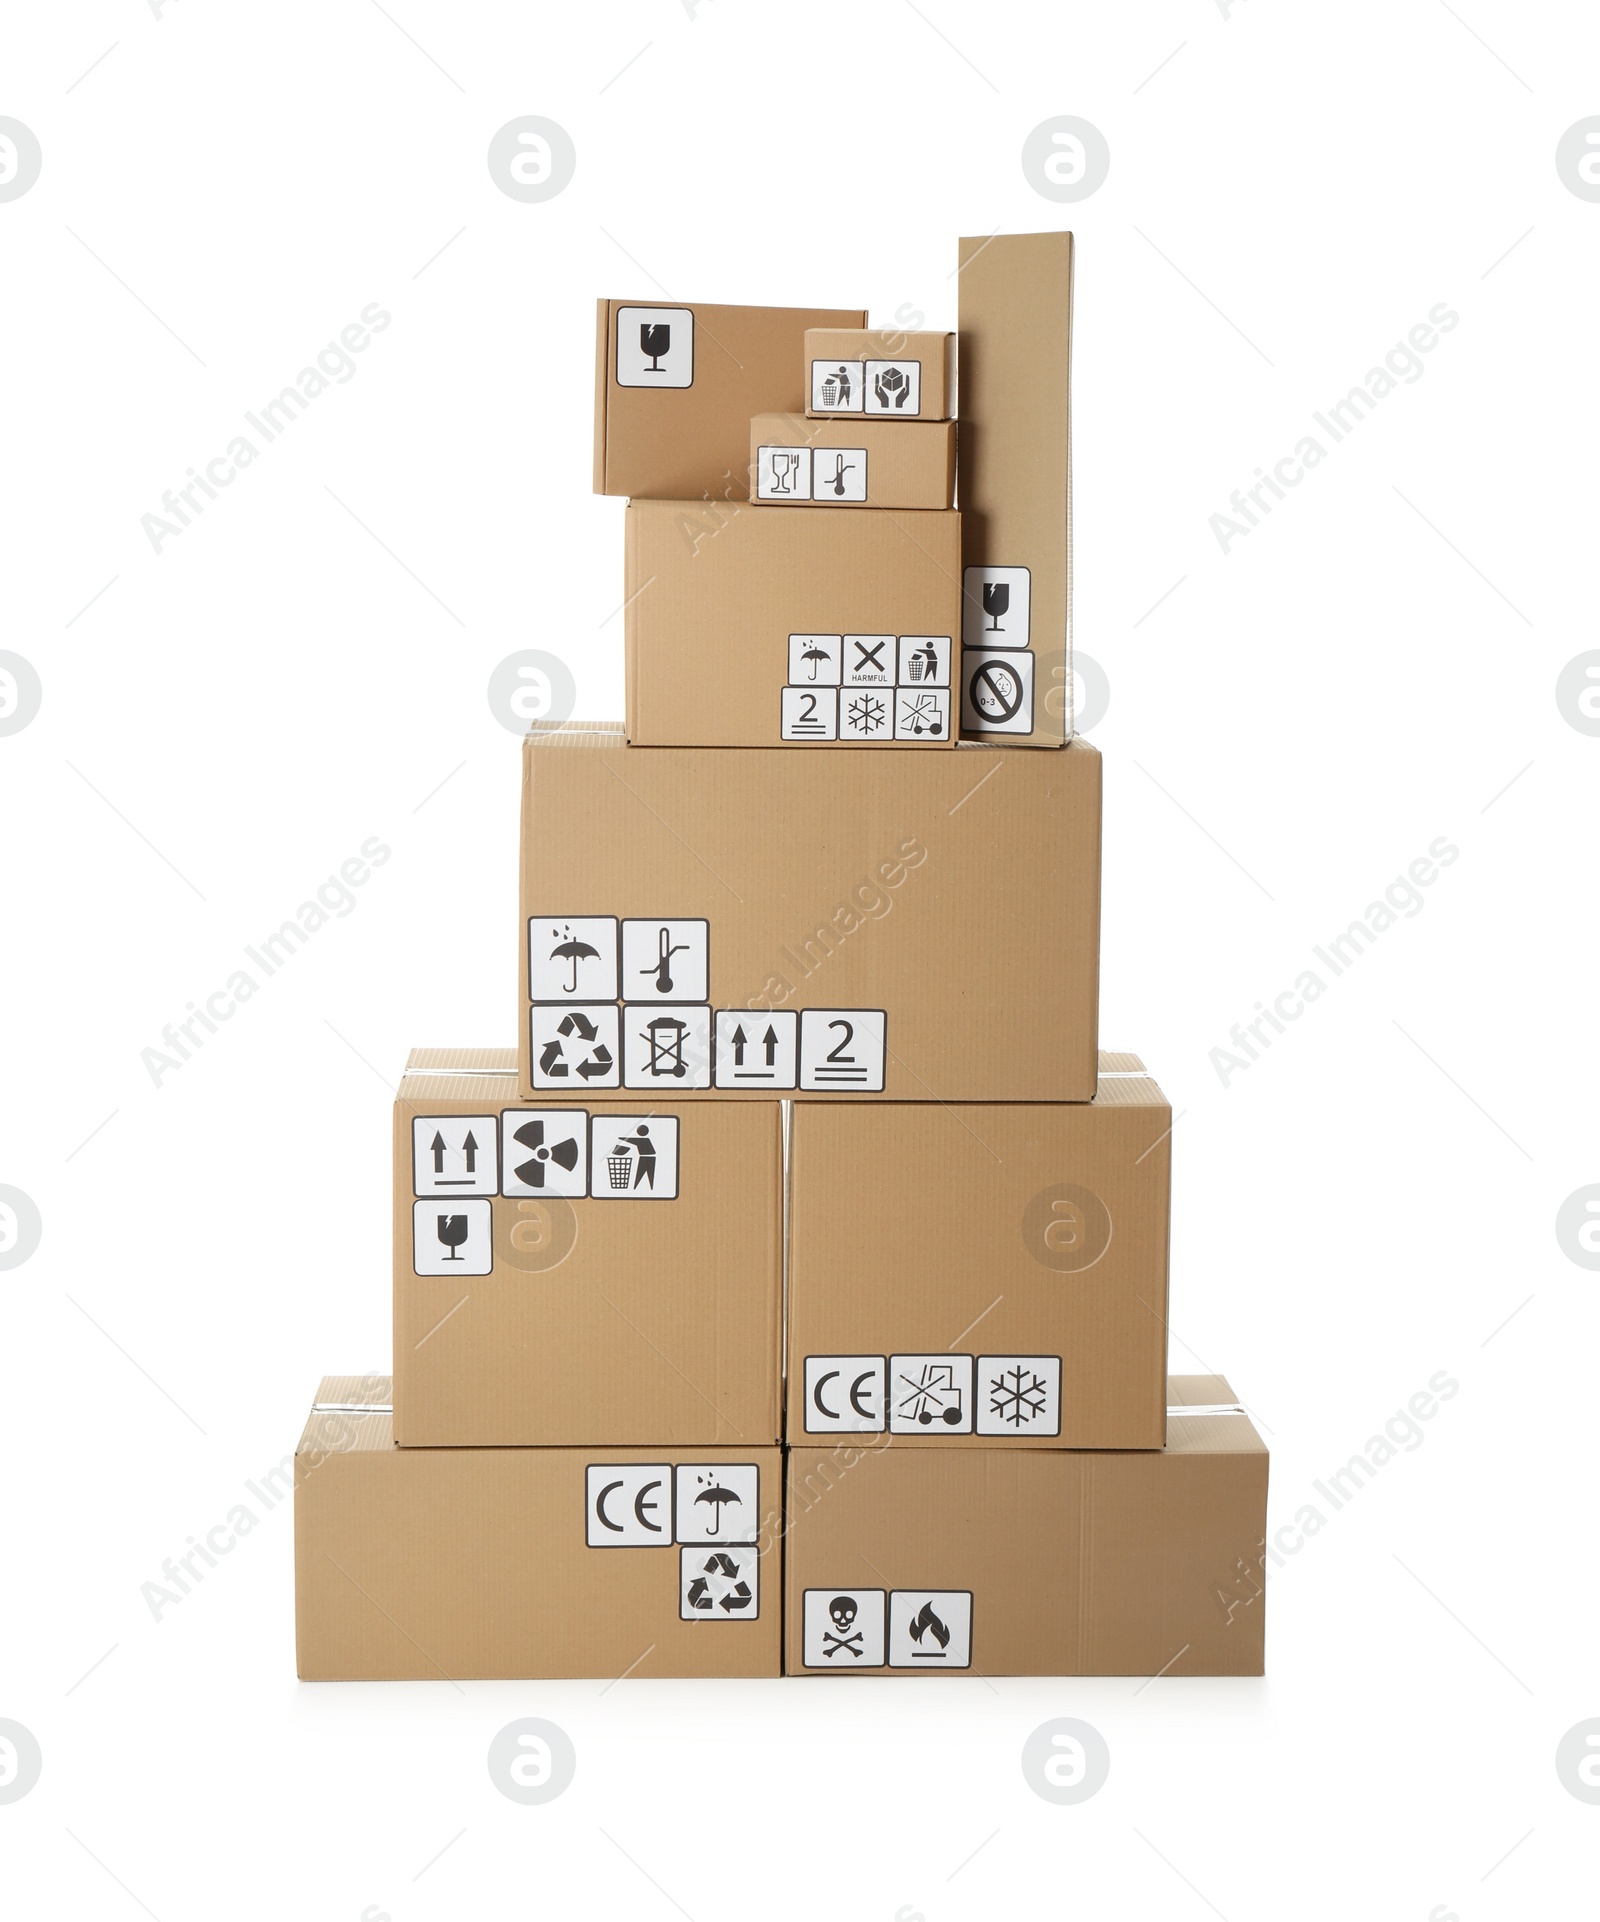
[804,1356,887,1433]
[586,1463,674,1546]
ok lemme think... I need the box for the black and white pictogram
[756,444,813,500]
[887,1591,972,1668]
[500,1109,589,1198]
[680,1545,759,1619]
[803,1355,887,1433]
[889,1354,975,1433]
[528,916,620,1002]
[895,686,950,740]
[673,1463,759,1543]
[788,634,843,686]
[615,306,693,388]
[585,1463,673,1546]
[864,358,922,415]
[590,1114,680,1198]
[621,918,709,1003]
[802,1588,887,1667]
[961,564,1031,648]
[530,1004,621,1089]
[976,1355,1063,1435]
[810,358,864,414]
[412,1115,498,1195]
[781,686,839,740]
[844,634,894,686]
[840,689,892,740]
[813,450,867,501]
[713,1009,798,1088]
[621,1005,712,1091]
[897,634,950,686]
[798,1009,886,1092]
[413,1197,492,1276]
[961,649,1035,735]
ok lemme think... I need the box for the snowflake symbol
[847,693,887,734]
[989,1365,1050,1427]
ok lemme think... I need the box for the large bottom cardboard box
[296,1378,782,1680]
[783,1376,1267,1676]
[787,1053,1171,1450]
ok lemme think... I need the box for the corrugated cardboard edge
[623,502,641,741]
[592,298,610,494]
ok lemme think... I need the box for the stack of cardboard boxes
[294,233,1270,1682]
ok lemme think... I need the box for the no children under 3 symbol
[539,1010,614,1080]
[429,1130,481,1185]
[686,1552,753,1614]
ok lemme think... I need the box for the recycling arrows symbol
[537,1010,615,1081]
[686,1551,754,1614]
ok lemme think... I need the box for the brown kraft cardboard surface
[750,412,956,510]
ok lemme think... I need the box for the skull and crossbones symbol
[822,1595,865,1659]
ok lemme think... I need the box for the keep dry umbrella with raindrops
[799,641,832,682]
[692,1474,744,1536]
[549,924,599,993]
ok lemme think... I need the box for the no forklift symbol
[968,657,1025,724]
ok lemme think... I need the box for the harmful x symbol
[852,639,886,674]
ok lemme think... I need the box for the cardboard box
[519,724,1100,1102]
[784,1377,1268,1676]
[956,231,1072,745]
[805,327,955,420]
[787,1054,1170,1450]
[393,1049,781,1447]
[750,412,956,510]
[626,499,962,748]
[594,298,864,500]
[296,1378,782,1679]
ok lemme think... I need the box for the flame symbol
[909,1601,950,1649]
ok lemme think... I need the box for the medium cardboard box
[787,1053,1170,1451]
[594,298,864,500]
[625,499,962,748]
[296,1378,782,1679]
[956,231,1072,745]
[393,1049,781,1447]
[804,327,955,420]
[784,1377,1268,1677]
[519,724,1100,1102]
[750,412,956,510]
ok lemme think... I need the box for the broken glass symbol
[989,1364,1051,1428]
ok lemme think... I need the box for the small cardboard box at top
[594,298,864,500]
[788,1052,1171,1452]
[805,327,955,420]
[785,1377,1268,1677]
[519,723,1100,1103]
[295,1378,782,1680]
[750,411,956,511]
[626,499,962,747]
[394,1049,780,1447]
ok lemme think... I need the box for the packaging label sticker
[798,1009,886,1092]
[839,688,893,741]
[590,1114,680,1198]
[756,444,813,500]
[500,1109,589,1198]
[803,1356,887,1433]
[413,1197,493,1276]
[961,649,1035,735]
[781,685,839,741]
[412,1115,498,1196]
[529,916,620,1003]
[673,1464,760,1544]
[615,305,693,388]
[620,918,710,1004]
[680,1544,759,1619]
[621,1005,712,1092]
[530,1003,621,1089]
[894,685,951,741]
[897,634,951,687]
[976,1355,1063,1436]
[713,1009,798,1088]
[961,564,1031,649]
[810,357,865,413]
[812,448,867,501]
[788,633,843,685]
[864,357,922,415]
[803,1588,887,1667]
[889,1354,975,1433]
[887,1590,973,1668]
[586,1463,673,1546]
[844,634,894,686]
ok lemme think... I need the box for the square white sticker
[590,1114,680,1197]
[620,919,708,1004]
[810,357,864,413]
[811,448,867,501]
[798,1009,886,1092]
[803,1356,887,1433]
[888,1591,972,1668]
[839,687,894,741]
[976,1356,1063,1436]
[781,686,838,741]
[621,1006,711,1092]
[888,1354,975,1434]
[412,1115,498,1196]
[500,1109,589,1198]
[673,1463,760,1544]
[894,686,951,741]
[529,1004,620,1090]
[788,634,842,686]
[713,1009,798,1088]
[615,305,693,388]
[412,1197,492,1276]
[586,1463,673,1545]
[961,650,1035,735]
[756,444,812,501]
[962,564,1031,649]
[680,1543,760,1620]
[864,358,922,415]
[843,634,894,686]
[897,634,951,687]
[528,916,619,1003]
[803,1589,886,1668]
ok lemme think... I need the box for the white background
[2,2,1597,1916]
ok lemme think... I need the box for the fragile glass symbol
[435,1213,470,1261]
[640,322,670,371]
[982,582,1011,631]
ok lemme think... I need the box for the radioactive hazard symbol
[679,1544,760,1620]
